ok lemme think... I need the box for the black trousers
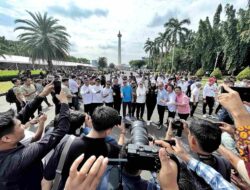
[105,102,114,108]
[114,99,122,114]
[136,103,145,119]
[122,102,132,117]
[72,93,79,110]
[91,103,103,115]
[203,96,215,115]
[190,102,198,117]
[186,85,191,97]
[131,102,137,117]
[157,105,165,125]
[215,104,222,114]
[168,110,176,119]
[37,104,42,115]
[146,102,156,121]
[44,97,51,106]
[178,113,189,120]
[84,104,92,115]
[15,101,22,113]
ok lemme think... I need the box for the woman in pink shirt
[175,86,190,120]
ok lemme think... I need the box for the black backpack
[6,88,17,103]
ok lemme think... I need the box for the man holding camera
[166,118,231,189]
[0,83,70,190]
[43,106,121,190]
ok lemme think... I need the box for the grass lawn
[0,81,13,94]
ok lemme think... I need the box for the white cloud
[0,0,247,64]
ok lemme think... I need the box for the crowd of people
[0,69,250,190]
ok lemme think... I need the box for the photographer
[0,84,71,190]
[43,106,121,190]
[155,139,236,190]
[64,144,179,190]
[166,118,231,188]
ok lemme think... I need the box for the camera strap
[52,135,75,190]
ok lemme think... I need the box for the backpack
[6,88,17,103]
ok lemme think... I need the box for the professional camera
[125,121,161,171]
[109,120,178,172]
[171,119,184,137]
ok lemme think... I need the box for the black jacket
[0,97,70,190]
[112,84,122,101]
[44,135,120,190]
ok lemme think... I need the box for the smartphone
[163,139,176,146]
[222,86,250,102]
[53,80,61,94]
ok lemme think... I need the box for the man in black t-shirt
[43,106,121,190]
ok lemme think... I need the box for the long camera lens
[130,121,149,145]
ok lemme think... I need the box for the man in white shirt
[80,78,92,115]
[102,81,114,107]
[90,78,103,115]
[165,84,176,120]
[69,75,79,110]
[178,79,188,94]
[202,78,217,118]
[190,83,202,117]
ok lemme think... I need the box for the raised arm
[17,83,53,124]
[20,91,70,170]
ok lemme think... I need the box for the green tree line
[144,3,250,75]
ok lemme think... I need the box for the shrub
[236,67,250,81]
[210,68,222,79]
[195,68,205,77]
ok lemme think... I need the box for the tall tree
[144,38,159,70]
[14,11,70,72]
[222,4,240,72]
[155,32,165,66]
[164,18,190,73]
[98,57,107,69]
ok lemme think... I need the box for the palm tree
[14,11,70,72]
[155,32,165,66]
[144,38,154,67]
[164,18,190,73]
[144,38,160,70]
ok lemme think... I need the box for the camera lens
[130,121,149,145]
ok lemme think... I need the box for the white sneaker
[203,114,207,118]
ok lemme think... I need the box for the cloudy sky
[0,0,248,64]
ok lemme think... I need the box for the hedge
[236,67,250,80]
[210,68,222,79]
[195,68,204,78]
[0,70,44,81]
